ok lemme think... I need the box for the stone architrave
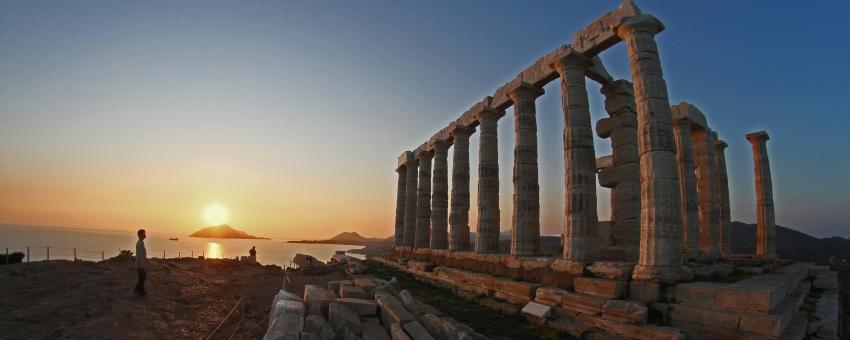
[448,123,475,251]
[692,129,719,254]
[552,49,598,261]
[746,131,775,257]
[394,164,407,247]
[672,118,699,253]
[414,149,434,248]
[617,14,685,281]
[507,82,544,257]
[429,139,452,250]
[475,106,505,254]
[402,154,418,248]
[713,137,732,255]
[598,80,640,249]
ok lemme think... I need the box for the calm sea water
[0,224,362,266]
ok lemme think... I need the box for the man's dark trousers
[135,268,146,295]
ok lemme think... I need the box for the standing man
[135,229,147,296]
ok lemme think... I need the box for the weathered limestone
[474,103,505,254]
[394,164,407,247]
[448,123,474,252]
[747,131,775,257]
[429,139,451,250]
[507,82,544,257]
[574,277,628,298]
[598,80,640,249]
[415,148,434,249]
[617,14,684,281]
[552,49,598,262]
[402,153,418,248]
[693,128,719,254]
[713,137,731,255]
[671,116,699,253]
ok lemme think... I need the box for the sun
[202,203,229,226]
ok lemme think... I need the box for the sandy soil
[0,257,339,339]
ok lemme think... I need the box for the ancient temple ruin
[384,1,840,339]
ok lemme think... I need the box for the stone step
[714,272,805,313]
[574,277,627,299]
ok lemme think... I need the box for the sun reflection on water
[206,242,222,259]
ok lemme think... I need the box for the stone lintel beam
[397,151,416,171]
[596,155,614,171]
[671,101,708,131]
[457,96,496,127]
[572,0,643,57]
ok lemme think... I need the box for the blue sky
[1,1,848,238]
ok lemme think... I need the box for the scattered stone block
[675,282,724,307]
[390,323,411,340]
[587,261,634,280]
[304,315,335,340]
[301,331,319,340]
[521,301,552,320]
[304,285,332,317]
[376,294,416,330]
[574,277,627,298]
[407,260,435,272]
[328,303,361,337]
[561,291,607,315]
[361,322,391,340]
[334,298,378,316]
[340,285,368,300]
[398,290,421,317]
[546,318,591,339]
[265,313,304,340]
[402,321,435,340]
[601,299,648,324]
[272,290,302,315]
[354,279,377,298]
[328,281,350,295]
[534,286,569,306]
[628,280,660,303]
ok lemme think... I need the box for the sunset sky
[1,1,849,240]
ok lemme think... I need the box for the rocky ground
[0,257,342,339]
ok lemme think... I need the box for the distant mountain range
[288,232,388,246]
[730,221,850,264]
[189,224,269,239]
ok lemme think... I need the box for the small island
[189,224,269,239]
[288,231,387,246]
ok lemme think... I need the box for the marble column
[507,82,544,256]
[617,14,685,281]
[403,156,419,248]
[415,149,434,249]
[747,131,775,257]
[693,129,719,254]
[673,119,699,253]
[430,140,451,250]
[598,80,640,250]
[475,106,505,254]
[713,137,731,255]
[449,123,475,251]
[394,164,407,247]
[552,50,598,261]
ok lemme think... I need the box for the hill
[189,224,269,239]
[288,231,386,246]
[731,221,850,264]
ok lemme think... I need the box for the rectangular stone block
[670,304,740,331]
[377,295,415,331]
[675,282,725,307]
[628,280,660,303]
[561,291,607,315]
[535,286,569,306]
[340,285,368,300]
[587,261,634,280]
[577,314,685,340]
[402,321,435,340]
[334,298,378,316]
[574,277,627,298]
[601,299,648,324]
[521,301,552,319]
[739,290,804,337]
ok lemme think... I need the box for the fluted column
[415,149,434,248]
[713,137,731,255]
[403,156,419,248]
[747,131,775,257]
[617,14,685,281]
[475,107,504,254]
[430,140,451,249]
[507,82,544,256]
[394,164,407,247]
[673,119,699,253]
[449,123,475,251]
[693,129,719,254]
[552,50,598,262]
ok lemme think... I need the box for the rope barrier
[244,311,270,337]
[204,297,242,340]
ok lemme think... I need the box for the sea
[0,224,362,267]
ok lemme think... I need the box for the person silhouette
[135,229,147,296]
[249,246,257,258]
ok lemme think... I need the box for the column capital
[398,150,416,169]
[673,117,692,129]
[414,147,434,160]
[427,138,452,151]
[472,105,505,122]
[616,14,665,39]
[600,79,634,96]
[714,140,728,150]
[505,80,544,102]
[746,131,770,143]
[550,48,593,74]
[447,121,476,138]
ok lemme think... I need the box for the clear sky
[1,1,848,239]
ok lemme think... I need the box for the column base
[632,264,693,283]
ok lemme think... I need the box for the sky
[1,1,849,240]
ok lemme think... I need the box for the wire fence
[0,246,219,264]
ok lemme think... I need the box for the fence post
[102,251,105,261]
[178,251,181,258]
[163,250,166,259]
[202,250,205,258]
[27,247,30,263]
[73,248,77,261]
[5,248,8,265]
[47,246,50,261]
[191,250,194,258]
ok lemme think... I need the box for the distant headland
[288,232,388,246]
[189,224,269,239]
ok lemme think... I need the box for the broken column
[671,117,699,253]
[402,153,418,248]
[475,104,505,254]
[693,128,719,254]
[507,81,544,256]
[617,14,685,281]
[713,136,731,255]
[746,131,775,257]
[394,158,408,247]
[552,49,598,262]
[597,79,640,251]
[449,123,474,251]
[414,148,433,249]
[430,139,451,250]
